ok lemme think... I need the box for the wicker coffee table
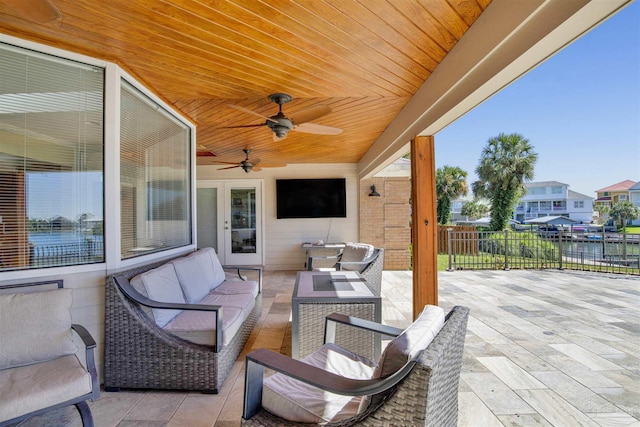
[292,270,381,360]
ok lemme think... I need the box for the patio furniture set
[1,243,470,426]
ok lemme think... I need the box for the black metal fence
[30,240,104,268]
[443,228,640,275]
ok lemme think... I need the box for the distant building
[594,180,637,209]
[627,181,640,225]
[514,181,593,223]
[450,181,594,224]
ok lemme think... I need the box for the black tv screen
[276,178,347,219]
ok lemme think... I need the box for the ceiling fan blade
[218,165,240,170]
[290,105,331,124]
[293,122,343,135]
[228,104,277,123]
[259,163,286,168]
[210,160,241,165]
[219,124,267,129]
[196,151,216,157]
[1,0,61,23]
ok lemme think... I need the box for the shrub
[479,231,556,260]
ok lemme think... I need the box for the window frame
[108,69,196,269]
[0,34,196,282]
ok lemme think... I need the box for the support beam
[410,136,438,319]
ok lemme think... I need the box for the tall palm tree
[472,133,537,231]
[436,165,468,224]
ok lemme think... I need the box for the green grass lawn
[437,254,449,271]
[624,226,640,234]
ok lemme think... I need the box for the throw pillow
[373,304,445,378]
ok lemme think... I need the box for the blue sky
[435,2,640,198]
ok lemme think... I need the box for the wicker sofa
[104,247,262,393]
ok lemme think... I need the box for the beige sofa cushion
[199,292,256,319]
[135,264,186,327]
[0,354,92,421]
[262,343,375,423]
[164,306,244,347]
[171,255,211,303]
[0,289,77,370]
[209,280,259,299]
[193,247,226,290]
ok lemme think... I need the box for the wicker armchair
[358,248,383,296]
[242,305,469,426]
[309,246,384,296]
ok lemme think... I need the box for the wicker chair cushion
[195,247,227,290]
[0,354,92,421]
[373,304,445,379]
[163,305,244,346]
[136,264,186,327]
[171,255,211,303]
[262,343,375,423]
[0,289,77,370]
[340,243,374,271]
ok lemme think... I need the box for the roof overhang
[358,0,632,179]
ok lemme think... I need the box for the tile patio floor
[17,269,640,426]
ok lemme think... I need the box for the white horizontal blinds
[0,43,104,271]
[120,80,191,259]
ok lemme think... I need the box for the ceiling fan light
[273,125,289,138]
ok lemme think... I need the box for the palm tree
[608,201,638,229]
[461,199,490,220]
[609,201,640,260]
[436,165,468,224]
[593,204,610,222]
[472,133,537,231]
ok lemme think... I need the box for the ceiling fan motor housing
[241,161,253,173]
[267,117,293,138]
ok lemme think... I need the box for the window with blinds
[120,80,191,259]
[0,43,104,271]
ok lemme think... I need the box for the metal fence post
[447,228,453,271]
[504,229,510,270]
[558,230,563,270]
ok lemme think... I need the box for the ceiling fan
[213,149,285,173]
[0,0,61,24]
[225,93,343,140]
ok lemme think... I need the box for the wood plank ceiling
[0,0,490,167]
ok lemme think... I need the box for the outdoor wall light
[368,185,381,197]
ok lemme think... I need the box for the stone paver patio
[18,269,640,426]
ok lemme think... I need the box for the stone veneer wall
[359,177,412,270]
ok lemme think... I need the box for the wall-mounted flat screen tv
[276,178,346,219]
